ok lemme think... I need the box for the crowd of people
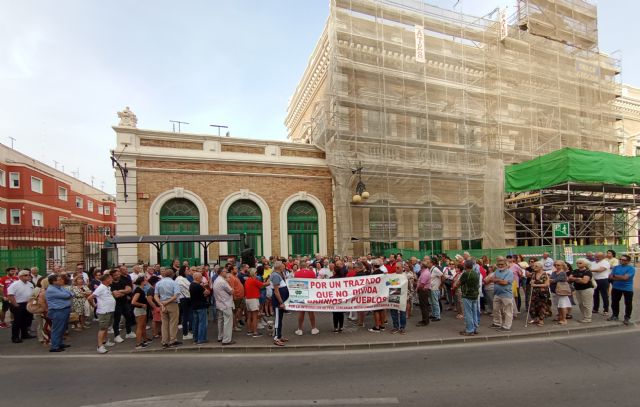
[0,249,635,353]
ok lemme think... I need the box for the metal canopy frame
[505,182,640,246]
[108,234,244,265]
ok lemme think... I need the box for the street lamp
[351,162,369,203]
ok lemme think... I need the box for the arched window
[160,198,200,266]
[287,201,318,256]
[227,200,263,257]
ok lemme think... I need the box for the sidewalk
[1,301,637,355]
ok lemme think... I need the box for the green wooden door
[160,198,200,267]
[227,200,263,257]
[287,201,318,256]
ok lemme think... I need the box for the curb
[134,320,639,355]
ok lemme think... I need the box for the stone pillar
[62,219,87,271]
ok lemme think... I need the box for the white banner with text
[285,274,408,312]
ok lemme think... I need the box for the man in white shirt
[542,253,554,274]
[88,274,117,354]
[591,252,611,316]
[426,257,444,321]
[7,270,35,343]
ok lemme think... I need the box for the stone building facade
[113,109,333,266]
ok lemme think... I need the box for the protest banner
[285,274,408,312]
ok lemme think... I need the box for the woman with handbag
[27,278,49,345]
[551,260,572,325]
[70,276,91,331]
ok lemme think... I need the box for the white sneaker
[294,329,303,336]
[97,346,109,354]
[114,335,124,343]
[183,333,193,340]
[146,325,151,330]
[178,324,183,329]
[104,341,116,347]
[311,328,320,335]
[125,332,136,339]
[107,327,114,334]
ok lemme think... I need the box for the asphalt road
[3,329,639,407]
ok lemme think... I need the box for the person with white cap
[7,270,35,343]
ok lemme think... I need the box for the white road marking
[199,399,399,406]
[80,392,399,407]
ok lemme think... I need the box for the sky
[0,0,637,195]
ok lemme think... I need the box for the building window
[9,172,20,188]
[32,211,44,227]
[636,146,640,157]
[98,205,104,215]
[58,187,68,201]
[10,209,21,225]
[0,208,6,224]
[0,170,5,187]
[104,206,110,216]
[76,197,83,209]
[88,201,94,212]
[31,177,43,194]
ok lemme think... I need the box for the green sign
[553,222,570,237]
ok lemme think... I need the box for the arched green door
[227,200,263,257]
[287,201,318,256]
[159,198,200,266]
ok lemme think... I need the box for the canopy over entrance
[108,234,244,265]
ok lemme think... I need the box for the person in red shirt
[0,267,19,328]
[294,262,319,336]
[228,265,245,332]
[244,268,267,337]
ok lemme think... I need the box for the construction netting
[285,0,620,255]
[506,147,640,193]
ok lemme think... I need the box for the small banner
[499,8,508,41]
[285,274,408,312]
[564,246,574,264]
[415,25,425,63]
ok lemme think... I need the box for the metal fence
[0,228,66,274]
[84,225,115,271]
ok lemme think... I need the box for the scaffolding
[285,0,621,255]
[505,183,640,247]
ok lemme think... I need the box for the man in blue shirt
[608,254,635,325]
[154,270,182,348]
[487,256,514,332]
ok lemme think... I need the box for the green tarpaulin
[505,147,640,193]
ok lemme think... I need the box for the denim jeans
[180,299,192,335]
[430,289,441,319]
[475,298,481,328]
[113,302,132,337]
[390,309,407,329]
[593,279,610,313]
[463,298,478,333]
[49,307,70,351]
[191,308,208,343]
[611,288,633,320]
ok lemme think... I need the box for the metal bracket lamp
[351,162,369,203]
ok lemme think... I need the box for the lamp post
[351,162,369,203]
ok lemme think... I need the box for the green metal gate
[0,248,46,275]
